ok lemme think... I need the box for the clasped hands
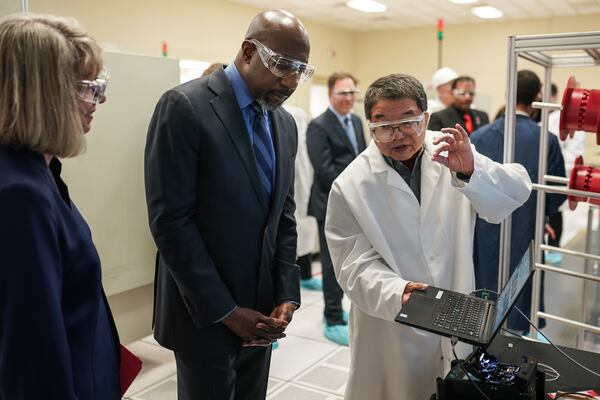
[222,303,296,347]
[431,124,475,177]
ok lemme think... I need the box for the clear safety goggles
[369,113,425,143]
[76,67,109,104]
[452,89,476,98]
[249,38,315,84]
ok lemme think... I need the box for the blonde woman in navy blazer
[0,15,120,399]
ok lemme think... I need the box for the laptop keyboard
[432,294,485,338]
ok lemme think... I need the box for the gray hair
[364,74,428,120]
[0,14,102,157]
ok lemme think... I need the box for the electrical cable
[538,362,560,382]
[515,307,600,379]
[499,328,561,381]
[468,289,600,392]
[554,391,597,399]
[450,336,492,400]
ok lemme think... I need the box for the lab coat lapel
[365,142,413,197]
[419,143,442,220]
[208,71,267,216]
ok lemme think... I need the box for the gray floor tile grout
[276,343,343,384]
[283,330,332,345]
[290,380,345,397]
[268,381,344,400]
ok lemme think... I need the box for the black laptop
[395,243,534,346]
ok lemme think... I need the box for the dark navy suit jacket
[428,104,490,133]
[306,109,366,222]
[0,146,119,399]
[470,115,566,331]
[144,66,299,355]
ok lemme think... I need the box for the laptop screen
[491,246,533,334]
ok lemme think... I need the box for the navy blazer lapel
[325,109,356,155]
[268,109,289,220]
[207,70,266,215]
[351,115,367,152]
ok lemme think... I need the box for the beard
[256,88,294,112]
[256,96,282,112]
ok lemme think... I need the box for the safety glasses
[369,114,425,143]
[453,89,476,98]
[76,67,109,104]
[249,38,314,84]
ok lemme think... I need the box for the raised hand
[431,123,474,176]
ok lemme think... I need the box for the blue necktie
[344,115,358,155]
[251,102,274,204]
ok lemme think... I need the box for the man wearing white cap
[427,67,458,113]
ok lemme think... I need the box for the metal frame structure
[502,31,600,346]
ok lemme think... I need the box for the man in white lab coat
[325,74,532,400]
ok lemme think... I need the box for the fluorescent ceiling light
[346,0,387,13]
[449,0,477,4]
[471,5,503,19]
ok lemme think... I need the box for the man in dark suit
[428,75,489,134]
[144,10,313,400]
[307,72,366,346]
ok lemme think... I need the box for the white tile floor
[124,261,351,400]
[123,205,600,400]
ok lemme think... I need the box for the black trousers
[317,220,345,326]
[548,211,563,247]
[298,253,312,280]
[175,345,271,400]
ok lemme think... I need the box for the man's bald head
[245,10,309,51]
[235,10,311,110]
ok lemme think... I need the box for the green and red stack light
[437,18,444,68]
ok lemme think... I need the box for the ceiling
[228,0,600,31]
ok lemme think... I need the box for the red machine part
[568,156,600,210]
[559,76,600,145]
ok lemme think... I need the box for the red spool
[559,76,600,145]
[568,156,600,210]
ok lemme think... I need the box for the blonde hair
[0,14,103,157]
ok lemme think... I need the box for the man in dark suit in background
[428,75,489,134]
[307,72,366,346]
[144,10,313,400]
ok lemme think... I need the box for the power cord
[500,328,560,381]
[554,391,597,399]
[514,307,600,380]
[538,362,560,382]
[450,336,492,400]
[464,289,600,394]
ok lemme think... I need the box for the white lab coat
[325,132,531,400]
[285,105,318,256]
